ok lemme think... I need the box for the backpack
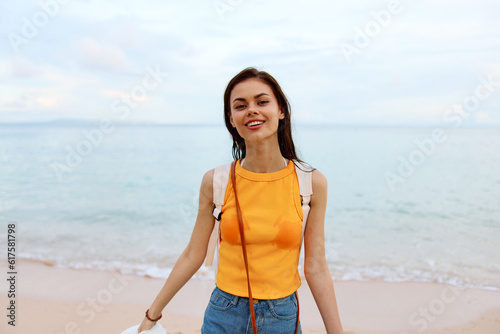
[204,160,313,267]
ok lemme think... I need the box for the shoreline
[1,260,500,333]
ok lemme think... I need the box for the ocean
[0,123,499,291]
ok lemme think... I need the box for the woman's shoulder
[309,169,327,206]
[200,162,233,204]
[202,168,215,180]
[202,168,215,184]
[311,169,327,190]
[199,169,215,202]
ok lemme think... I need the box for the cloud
[10,55,42,77]
[2,94,29,111]
[396,19,486,41]
[1,89,62,112]
[474,111,493,123]
[72,37,136,73]
[35,95,59,108]
[0,0,499,126]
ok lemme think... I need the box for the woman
[138,68,343,333]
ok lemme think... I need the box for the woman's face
[228,78,284,144]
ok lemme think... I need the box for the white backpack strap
[205,162,231,266]
[294,160,313,244]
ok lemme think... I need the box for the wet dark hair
[223,67,306,168]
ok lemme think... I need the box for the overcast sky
[1,0,499,126]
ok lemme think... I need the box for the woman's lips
[245,120,265,129]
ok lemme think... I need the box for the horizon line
[0,118,499,128]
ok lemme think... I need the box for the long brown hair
[223,67,304,165]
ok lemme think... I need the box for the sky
[1,0,499,126]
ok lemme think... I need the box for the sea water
[0,124,498,290]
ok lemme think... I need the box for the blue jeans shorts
[201,286,302,334]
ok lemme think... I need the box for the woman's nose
[247,104,259,115]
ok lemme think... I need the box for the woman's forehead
[230,78,274,100]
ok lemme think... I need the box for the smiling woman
[227,78,285,161]
[223,68,304,167]
[231,90,275,130]
[127,67,343,334]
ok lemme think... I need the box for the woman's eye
[258,100,269,105]
[235,104,246,110]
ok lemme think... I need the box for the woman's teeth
[247,121,264,127]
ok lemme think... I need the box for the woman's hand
[137,317,157,333]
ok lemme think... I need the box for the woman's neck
[242,140,286,173]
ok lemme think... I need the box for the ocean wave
[20,253,500,291]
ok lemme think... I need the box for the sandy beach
[1,260,500,334]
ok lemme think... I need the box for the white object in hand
[120,323,167,334]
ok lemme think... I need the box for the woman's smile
[245,119,265,129]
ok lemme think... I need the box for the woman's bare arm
[304,170,343,334]
[138,169,215,331]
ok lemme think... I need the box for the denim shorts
[201,286,302,334]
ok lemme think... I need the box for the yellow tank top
[216,159,303,299]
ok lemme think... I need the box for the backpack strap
[293,160,313,246]
[205,162,231,266]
